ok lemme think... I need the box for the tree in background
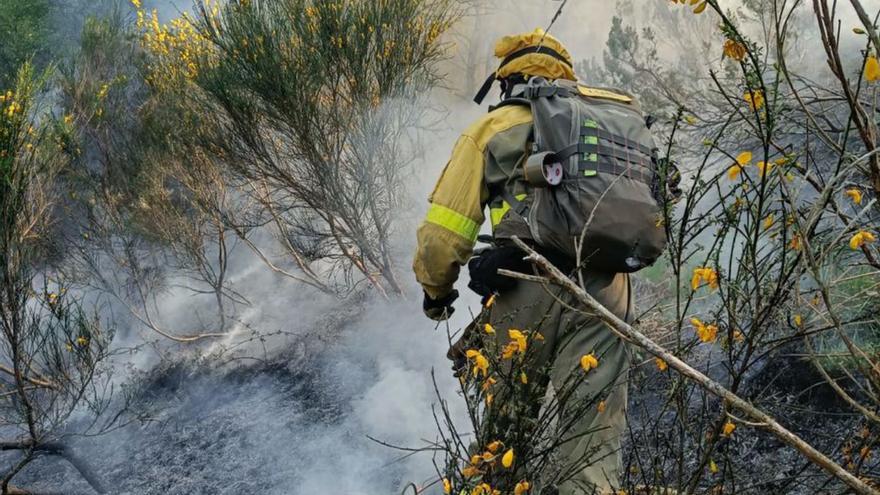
[58,10,243,343]
[0,0,51,88]
[130,0,460,298]
[0,64,114,495]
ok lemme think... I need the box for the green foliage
[0,0,51,88]
[0,62,115,491]
[602,16,639,88]
[133,0,460,294]
[0,63,54,241]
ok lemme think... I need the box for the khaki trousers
[484,270,632,495]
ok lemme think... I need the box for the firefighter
[413,29,637,494]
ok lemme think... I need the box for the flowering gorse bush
[430,1,880,494]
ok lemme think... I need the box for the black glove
[423,289,459,321]
[467,245,529,297]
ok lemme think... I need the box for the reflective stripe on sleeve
[425,203,480,243]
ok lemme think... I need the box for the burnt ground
[622,344,875,495]
[8,327,877,495]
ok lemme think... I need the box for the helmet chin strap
[473,45,572,105]
[473,72,498,105]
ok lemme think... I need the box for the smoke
[15,1,627,494]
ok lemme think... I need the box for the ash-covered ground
[12,294,472,495]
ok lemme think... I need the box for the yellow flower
[501,342,519,360]
[794,314,803,327]
[763,214,775,231]
[502,448,515,468]
[484,294,496,308]
[709,459,719,474]
[775,156,792,166]
[736,151,753,166]
[520,371,528,384]
[845,188,863,205]
[131,0,141,8]
[597,400,606,413]
[691,318,718,343]
[756,161,774,178]
[514,481,531,495]
[723,39,747,61]
[744,90,765,110]
[486,440,503,453]
[849,230,876,250]
[580,353,599,372]
[466,349,490,378]
[691,267,719,291]
[484,323,495,335]
[76,336,89,346]
[485,393,494,406]
[655,357,668,372]
[473,355,489,378]
[865,55,880,82]
[722,420,736,437]
[727,164,744,180]
[462,465,481,478]
[733,330,745,343]
[508,329,527,354]
[443,478,451,494]
[472,483,492,495]
[481,376,497,392]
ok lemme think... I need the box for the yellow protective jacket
[413,105,534,299]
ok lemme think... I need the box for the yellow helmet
[474,28,576,104]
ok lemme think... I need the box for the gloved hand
[467,245,529,297]
[423,289,459,321]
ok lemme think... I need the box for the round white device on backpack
[545,162,563,186]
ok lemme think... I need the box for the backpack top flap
[520,78,653,177]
